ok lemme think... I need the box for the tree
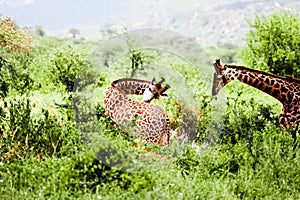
[69,28,80,38]
[241,12,300,78]
[35,26,46,37]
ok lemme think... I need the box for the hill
[0,0,299,45]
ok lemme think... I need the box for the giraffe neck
[112,78,151,95]
[225,65,299,103]
[111,84,131,102]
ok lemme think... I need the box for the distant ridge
[1,0,299,46]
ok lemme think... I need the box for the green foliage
[0,56,14,97]
[0,152,123,198]
[129,49,155,77]
[221,85,280,147]
[241,12,300,77]
[0,18,35,97]
[50,47,88,92]
[175,129,300,199]
[0,95,80,162]
[1,13,300,199]
[0,54,33,97]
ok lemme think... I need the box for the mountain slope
[0,0,299,45]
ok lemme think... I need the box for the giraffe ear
[159,84,170,98]
[214,59,224,70]
[160,93,169,98]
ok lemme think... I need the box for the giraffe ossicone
[104,77,171,146]
[212,59,300,141]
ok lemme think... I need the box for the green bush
[50,47,88,92]
[175,128,299,199]
[222,88,279,144]
[0,95,80,162]
[0,152,125,198]
[241,12,300,77]
[0,18,34,97]
[0,49,34,97]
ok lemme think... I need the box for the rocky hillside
[117,0,300,46]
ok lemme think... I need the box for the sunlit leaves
[241,12,300,77]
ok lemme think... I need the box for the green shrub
[241,12,300,77]
[0,95,80,162]
[0,17,35,96]
[175,127,299,199]
[0,53,34,97]
[222,88,279,144]
[0,152,118,198]
[50,47,88,92]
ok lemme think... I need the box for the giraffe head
[212,59,230,96]
[143,77,170,103]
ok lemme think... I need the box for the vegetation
[0,12,300,199]
[241,12,300,78]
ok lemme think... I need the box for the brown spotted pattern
[104,78,171,146]
[213,59,300,134]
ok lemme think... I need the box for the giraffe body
[104,78,170,146]
[213,59,300,132]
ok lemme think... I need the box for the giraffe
[212,59,300,142]
[104,77,171,146]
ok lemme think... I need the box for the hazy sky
[0,0,136,30]
[0,0,217,29]
[0,0,210,38]
[1,0,299,45]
